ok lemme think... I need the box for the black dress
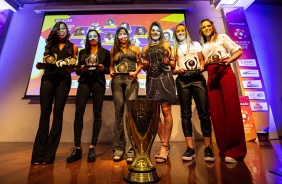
[145,45,176,104]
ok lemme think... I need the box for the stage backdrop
[24,12,186,98]
[225,8,269,133]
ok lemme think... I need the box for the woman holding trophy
[141,21,176,164]
[66,29,110,163]
[31,22,78,165]
[172,24,214,162]
[199,19,246,163]
[109,27,143,163]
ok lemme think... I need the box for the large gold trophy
[124,99,160,183]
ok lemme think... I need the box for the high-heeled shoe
[156,144,170,164]
[126,157,133,164]
[113,155,122,162]
[155,143,170,159]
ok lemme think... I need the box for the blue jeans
[111,75,139,157]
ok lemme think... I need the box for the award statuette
[85,53,99,70]
[206,54,228,66]
[114,61,129,75]
[183,58,200,77]
[37,54,77,69]
[125,99,160,183]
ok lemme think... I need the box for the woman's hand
[64,66,74,73]
[97,64,104,71]
[141,59,149,70]
[163,57,170,65]
[128,72,138,81]
[110,70,116,79]
[177,68,186,75]
[198,64,205,72]
[80,65,88,72]
[36,63,45,70]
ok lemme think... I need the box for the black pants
[74,82,105,147]
[32,76,71,163]
[176,74,212,137]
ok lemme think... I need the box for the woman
[31,22,78,165]
[141,21,176,163]
[109,27,142,163]
[66,30,110,163]
[199,19,246,163]
[172,24,214,161]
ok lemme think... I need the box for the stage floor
[0,140,281,183]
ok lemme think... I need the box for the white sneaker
[225,157,237,163]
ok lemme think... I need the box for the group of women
[31,18,246,166]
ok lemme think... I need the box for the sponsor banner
[238,59,257,67]
[240,69,260,78]
[242,80,262,89]
[250,102,268,111]
[244,91,266,100]
[240,96,257,141]
[226,8,269,132]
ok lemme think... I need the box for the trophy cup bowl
[124,99,160,183]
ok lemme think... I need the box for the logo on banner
[239,96,257,141]
[245,91,265,100]
[240,69,260,78]
[250,102,268,111]
[241,110,250,123]
[242,80,262,88]
[238,59,257,67]
[234,28,247,39]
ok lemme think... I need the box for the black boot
[66,147,82,163]
[87,148,96,162]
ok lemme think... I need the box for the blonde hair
[172,24,193,62]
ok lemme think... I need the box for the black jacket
[75,48,110,84]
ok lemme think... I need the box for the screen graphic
[25,13,186,97]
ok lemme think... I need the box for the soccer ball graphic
[234,29,246,39]
[241,110,249,123]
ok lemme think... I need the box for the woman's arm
[131,46,142,78]
[109,49,115,78]
[226,49,242,65]
[197,51,205,71]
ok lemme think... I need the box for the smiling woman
[31,21,78,165]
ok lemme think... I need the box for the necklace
[179,44,188,58]
[120,44,128,49]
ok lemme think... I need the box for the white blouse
[202,34,241,64]
[177,41,202,70]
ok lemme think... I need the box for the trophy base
[124,169,160,184]
[113,72,130,75]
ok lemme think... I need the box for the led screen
[25,12,186,97]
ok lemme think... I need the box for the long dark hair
[44,22,72,56]
[85,29,102,54]
[112,27,131,59]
